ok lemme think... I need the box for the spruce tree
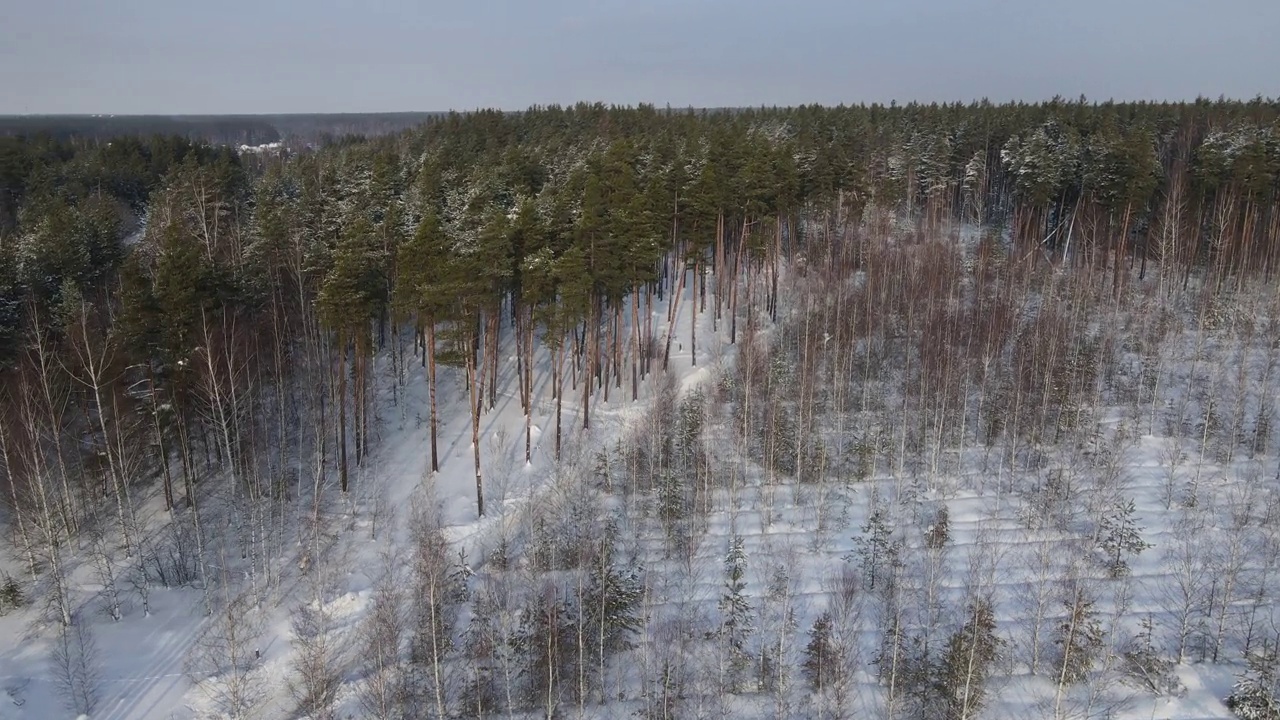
[718,535,754,692]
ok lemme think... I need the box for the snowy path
[94,617,200,720]
[0,587,205,720]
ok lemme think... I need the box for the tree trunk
[338,334,349,494]
[520,305,533,465]
[691,258,698,367]
[468,323,484,517]
[632,286,641,401]
[426,319,439,473]
[583,309,593,430]
[555,339,565,461]
[487,306,500,410]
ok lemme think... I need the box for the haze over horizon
[2,0,1278,115]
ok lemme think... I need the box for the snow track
[95,615,203,720]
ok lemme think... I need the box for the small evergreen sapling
[848,505,901,592]
[583,525,645,690]
[1055,588,1105,685]
[802,611,843,692]
[925,504,951,550]
[0,573,23,615]
[758,565,797,705]
[1097,499,1151,577]
[936,599,1002,720]
[717,535,754,691]
[1120,615,1184,697]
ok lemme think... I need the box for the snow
[2,241,1278,718]
[0,255,731,718]
[236,142,282,154]
[0,691,19,720]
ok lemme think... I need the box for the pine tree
[581,527,645,699]
[1097,499,1151,577]
[317,212,382,492]
[925,504,951,550]
[936,599,1002,720]
[849,505,901,592]
[1055,587,1105,686]
[802,611,844,692]
[718,535,754,692]
[396,205,450,473]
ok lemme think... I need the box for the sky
[1,0,1277,115]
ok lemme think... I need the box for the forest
[0,112,443,151]
[1,97,1280,719]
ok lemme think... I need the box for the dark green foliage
[582,552,644,657]
[0,102,1275,398]
[1121,615,1183,697]
[0,572,24,614]
[656,469,690,550]
[672,388,705,470]
[802,611,844,692]
[848,504,902,592]
[514,584,574,711]
[459,587,512,716]
[15,194,123,306]
[1,102,1280,720]
[1097,499,1151,577]
[0,245,22,365]
[936,600,1003,719]
[319,219,381,330]
[580,522,645,698]
[925,504,951,550]
[1056,588,1106,685]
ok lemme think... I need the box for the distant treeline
[0,112,445,147]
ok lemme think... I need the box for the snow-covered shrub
[1120,616,1184,697]
[140,519,202,588]
[1227,646,1280,720]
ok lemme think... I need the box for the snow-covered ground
[2,242,1279,719]
[0,259,731,719]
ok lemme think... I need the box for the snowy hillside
[4,100,1280,720]
[4,230,1280,719]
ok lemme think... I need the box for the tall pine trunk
[426,318,439,473]
[337,332,349,493]
[555,339,565,461]
[467,320,484,517]
[691,258,698,367]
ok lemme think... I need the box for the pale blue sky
[1,0,1276,114]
